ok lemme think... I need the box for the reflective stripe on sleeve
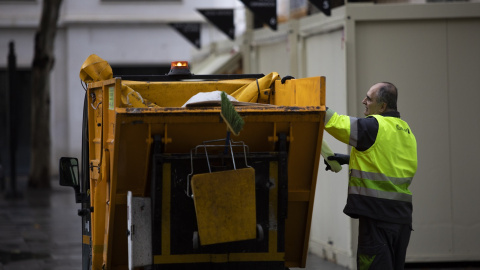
[349,117,359,147]
[325,108,335,125]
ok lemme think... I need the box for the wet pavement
[0,176,81,270]
[4,177,480,270]
[0,176,345,270]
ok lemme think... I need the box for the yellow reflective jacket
[325,109,417,224]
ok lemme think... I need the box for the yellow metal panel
[298,79,320,106]
[191,168,256,245]
[115,123,150,195]
[162,163,171,255]
[154,254,211,264]
[273,76,325,107]
[153,252,285,265]
[91,172,106,268]
[229,251,285,262]
[86,74,326,268]
[110,204,129,268]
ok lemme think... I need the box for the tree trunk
[29,0,62,188]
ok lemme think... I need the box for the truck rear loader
[60,55,328,270]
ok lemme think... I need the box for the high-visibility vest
[325,112,417,224]
[349,115,417,203]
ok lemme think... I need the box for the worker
[324,82,417,270]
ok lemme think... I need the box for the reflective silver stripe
[351,169,413,186]
[348,186,412,203]
[349,117,359,147]
[325,108,335,125]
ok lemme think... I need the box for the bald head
[377,82,398,112]
[362,82,398,116]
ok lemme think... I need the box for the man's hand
[324,153,350,171]
[328,153,350,165]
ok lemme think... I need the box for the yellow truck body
[61,65,326,270]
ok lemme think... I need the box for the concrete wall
[251,23,291,77]
[241,2,480,268]
[304,27,353,267]
[346,4,480,263]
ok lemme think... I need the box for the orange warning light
[168,61,191,75]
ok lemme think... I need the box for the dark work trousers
[357,217,412,270]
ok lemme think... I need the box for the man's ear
[380,102,387,113]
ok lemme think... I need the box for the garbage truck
[59,55,327,270]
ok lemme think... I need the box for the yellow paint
[228,252,285,262]
[102,148,113,269]
[272,76,324,107]
[154,254,211,264]
[91,163,106,269]
[153,252,285,264]
[191,168,256,245]
[84,72,326,269]
[162,163,171,255]
[211,254,228,263]
[92,245,104,254]
[82,235,90,245]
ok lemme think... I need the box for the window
[0,68,32,175]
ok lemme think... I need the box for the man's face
[362,83,385,116]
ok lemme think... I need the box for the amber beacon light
[168,61,191,75]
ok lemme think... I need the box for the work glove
[324,153,350,171]
[321,139,342,172]
[281,75,295,84]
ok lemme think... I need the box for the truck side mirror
[59,157,81,202]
